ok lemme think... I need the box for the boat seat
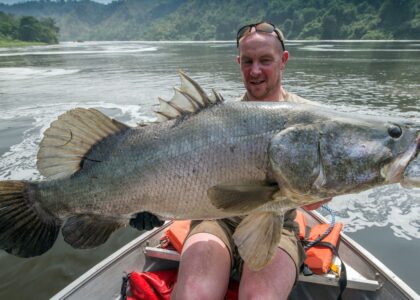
[145,246,181,262]
[298,263,379,291]
[144,246,380,292]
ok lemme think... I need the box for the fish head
[269,115,419,204]
[401,135,420,188]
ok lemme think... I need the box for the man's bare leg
[172,233,231,300]
[239,248,296,300]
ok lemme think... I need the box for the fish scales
[0,72,418,270]
[37,102,288,219]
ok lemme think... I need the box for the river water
[0,41,419,298]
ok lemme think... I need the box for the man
[171,22,329,299]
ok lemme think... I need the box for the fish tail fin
[0,180,61,257]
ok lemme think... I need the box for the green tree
[379,0,413,29]
[38,17,59,43]
[18,16,40,41]
[0,12,19,39]
[0,0,419,41]
[321,15,338,39]
[379,0,414,38]
[17,15,59,43]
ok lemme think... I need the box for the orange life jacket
[295,210,343,274]
[160,220,191,253]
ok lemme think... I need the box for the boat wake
[0,102,155,180]
[329,185,420,240]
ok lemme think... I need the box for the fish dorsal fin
[154,71,224,122]
[37,108,130,179]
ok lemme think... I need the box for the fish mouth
[402,135,420,188]
[382,135,420,187]
[402,155,420,188]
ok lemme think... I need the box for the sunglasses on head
[236,22,285,51]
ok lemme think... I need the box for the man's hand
[302,198,332,211]
[129,212,164,231]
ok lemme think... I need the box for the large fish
[0,72,419,270]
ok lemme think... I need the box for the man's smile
[250,79,265,85]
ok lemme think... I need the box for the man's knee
[239,248,296,300]
[180,233,231,268]
[173,275,224,300]
[173,233,231,300]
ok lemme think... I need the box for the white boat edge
[51,222,172,300]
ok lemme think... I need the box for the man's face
[237,33,288,101]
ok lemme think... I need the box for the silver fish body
[36,102,419,219]
[0,72,419,270]
[38,101,302,219]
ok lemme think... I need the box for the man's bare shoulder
[285,92,322,106]
[237,92,323,106]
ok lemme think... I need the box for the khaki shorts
[187,213,306,282]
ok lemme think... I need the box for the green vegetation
[0,38,45,47]
[0,11,59,45]
[0,0,419,41]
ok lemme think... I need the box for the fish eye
[387,124,402,139]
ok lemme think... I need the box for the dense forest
[0,11,59,43]
[0,0,419,41]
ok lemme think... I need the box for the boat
[51,209,419,300]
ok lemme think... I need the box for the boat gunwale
[306,209,419,299]
[51,222,173,300]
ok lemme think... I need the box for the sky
[0,0,113,4]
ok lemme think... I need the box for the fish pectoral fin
[207,184,278,213]
[129,211,164,231]
[62,214,124,249]
[233,212,284,271]
[37,108,130,179]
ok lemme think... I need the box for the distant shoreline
[0,39,46,48]
[1,39,419,49]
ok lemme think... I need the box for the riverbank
[0,39,46,48]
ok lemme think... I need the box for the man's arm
[302,198,332,211]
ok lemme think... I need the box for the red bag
[126,269,239,300]
[127,269,177,300]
